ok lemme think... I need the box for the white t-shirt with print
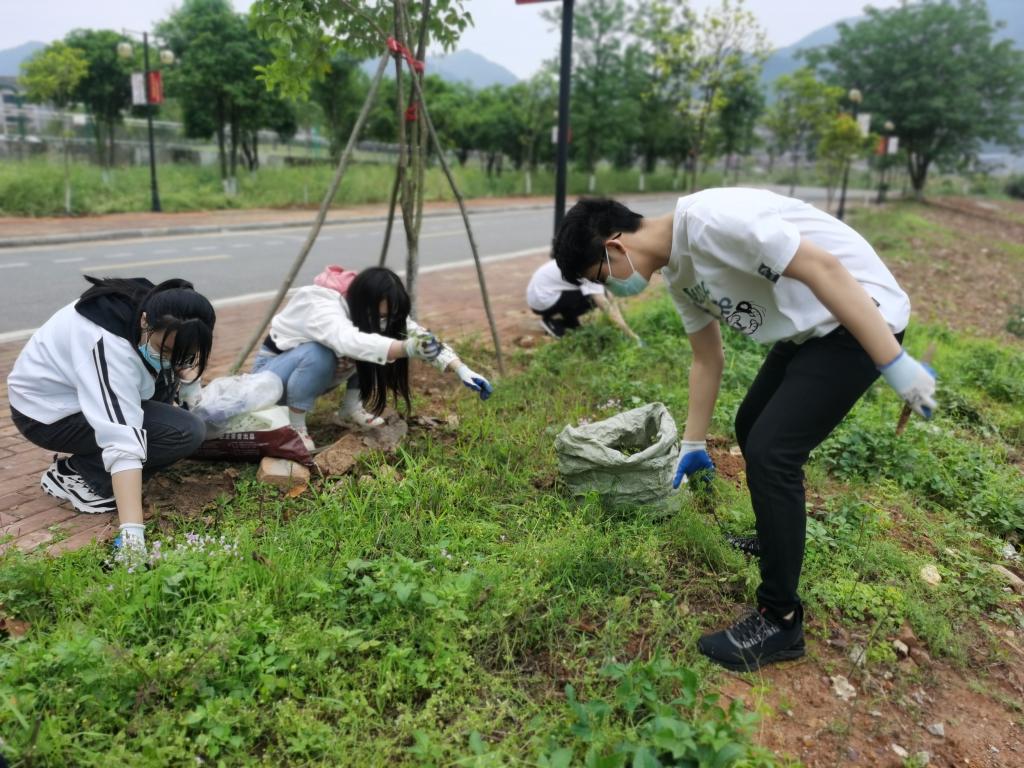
[661,188,910,345]
[527,259,605,312]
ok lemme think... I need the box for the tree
[545,0,632,179]
[311,53,370,161]
[158,0,296,190]
[63,29,130,168]
[762,68,841,195]
[20,41,89,213]
[632,0,699,183]
[250,0,472,309]
[682,0,768,190]
[713,67,764,182]
[817,113,871,210]
[807,0,1024,199]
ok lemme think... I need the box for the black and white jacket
[7,282,163,475]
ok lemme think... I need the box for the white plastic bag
[192,372,283,432]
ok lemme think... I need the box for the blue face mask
[604,246,648,297]
[138,342,171,372]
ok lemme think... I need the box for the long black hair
[80,276,216,379]
[346,267,412,416]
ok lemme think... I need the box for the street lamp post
[118,32,174,213]
[836,87,863,222]
[876,120,895,204]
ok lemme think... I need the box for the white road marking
[2,245,549,342]
[104,253,134,259]
[192,245,217,251]
[54,257,85,263]
[79,254,231,271]
[0,262,27,269]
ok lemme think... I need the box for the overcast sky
[1,0,903,80]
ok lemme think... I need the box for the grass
[1,201,1023,764]
[0,160,725,217]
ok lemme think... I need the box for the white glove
[455,364,494,401]
[879,350,936,419]
[178,379,202,410]
[403,332,441,361]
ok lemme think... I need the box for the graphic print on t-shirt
[725,301,765,335]
[681,280,766,336]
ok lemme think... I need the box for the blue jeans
[252,342,357,412]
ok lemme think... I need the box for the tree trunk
[909,152,929,200]
[789,151,799,197]
[107,122,116,167]
[63,114,72,215]
[216,117,228,185]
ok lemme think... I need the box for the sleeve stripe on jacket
[92,339,146,451]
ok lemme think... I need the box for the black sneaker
[725,534,761,557]
[539,317,566,338]
[40,458,117,515]
[698,605,805,672]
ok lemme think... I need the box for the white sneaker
[332,407,385,430]
[40,458,117,514]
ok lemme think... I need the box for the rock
[914,751,932,766]
[892,744,909,759]
[516,334,537,349]
[830,674,857,702]
[316,419,408,476]
[1002,542,1020,562]
[869,710,883,718]
[361,419,408,453]
[446,413,460,429]
[898,622,919,648]
[315,433,364,476]
[909,647,933,668]
[991,564,1024,594]
[849,644,867,667]
[729,445,743,457]
[926,722,945,738]
[893,639,910,658]
[256,457,310,489]
[846,747,859,762]
[920,564,942,586]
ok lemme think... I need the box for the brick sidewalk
[0,251,550,555]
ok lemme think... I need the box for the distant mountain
[0,41,46,77]
[761,0,1024,93]
[361,48,518,89]
[429,49,518,88]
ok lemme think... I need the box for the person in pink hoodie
[252,266,493,450]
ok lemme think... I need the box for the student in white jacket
[253,266,493,449]
[553,191,937,672]
[8,277,216,551]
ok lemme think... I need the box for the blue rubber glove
[404,332,442,362]
[455,364,493,401]
[672,440,715,490]
[879,350,936,419]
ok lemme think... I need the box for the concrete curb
[0,201,555,249]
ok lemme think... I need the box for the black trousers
[11,402,206,497]
[534,290,596,329]
[734,327,903,618]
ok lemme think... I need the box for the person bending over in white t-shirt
[526,259,642,343]
[553,190,936,673]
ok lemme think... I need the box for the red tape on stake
[386,37,425,121]
[386,36,425,74]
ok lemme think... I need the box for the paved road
[0,185,849,336]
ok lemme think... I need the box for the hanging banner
[147,71,164,105]
[130,72,146,106]
[887,136,900,155]
[856,112,872,137]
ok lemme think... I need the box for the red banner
[147,71,164,105]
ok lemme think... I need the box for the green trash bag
[554,402,679,505]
